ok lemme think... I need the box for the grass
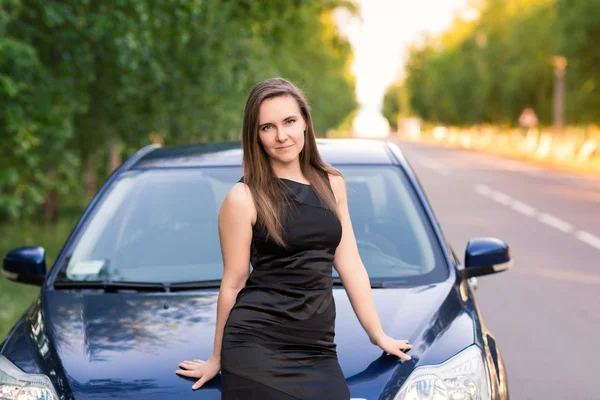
[0,215,81,340]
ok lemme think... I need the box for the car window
[336,166,446,283]
[59,165,447,285]
[62,168,240,283]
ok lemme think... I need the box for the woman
[176,78,412,399]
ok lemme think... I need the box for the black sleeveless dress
[220,177,350,399]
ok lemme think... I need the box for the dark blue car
[1,139,510,399]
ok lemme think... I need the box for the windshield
[57,166,447,285]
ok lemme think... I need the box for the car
[1,138,510,399]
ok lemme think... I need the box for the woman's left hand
[372,334,413,360]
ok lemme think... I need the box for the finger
[179,361,193,366]
[395,340,413,349]
[178,362,195,369]
[193,359,205,363]
[192,376,208,390]
[396,350,412,361]
[176,369,202,378]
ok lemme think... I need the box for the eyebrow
[258,115,298,128]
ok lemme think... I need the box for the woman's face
[257,95,307,167]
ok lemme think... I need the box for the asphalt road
[391,138,600,400]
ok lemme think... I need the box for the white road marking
[491,191,512,205]
[538,213,573,233]
[413,157,451,175]
[511,200,538,217]
[405,143,600,252]
[474,184,492,196]
[575,231,600,251]
[473,183,600,251]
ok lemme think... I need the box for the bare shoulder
[225,182,254,205]
[220,182,256,224]
[328,173,347,204]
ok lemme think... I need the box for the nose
[276,127,288,143]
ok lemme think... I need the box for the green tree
[556,0,600,124]
[1,0,79,220]
[1,0,357,222]
[400,0,559,127]
[382,83,409,130]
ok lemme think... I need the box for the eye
[286,119,296,125]
[261,125,271,131]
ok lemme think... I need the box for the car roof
[131,138,401,169]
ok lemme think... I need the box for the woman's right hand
[176,356,221,390]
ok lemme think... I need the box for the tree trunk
[41,168,58,222]
[85,156,97,200]
[108,140,122,174]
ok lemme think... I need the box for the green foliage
[382,83,409,130]
[556,0,600,124]
[0,214,80,339]
[1,0,357,222]
[392,0,597,127]
[1,1,80,220]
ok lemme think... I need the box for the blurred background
[1,1,599,398]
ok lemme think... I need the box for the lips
[276,144,294,150]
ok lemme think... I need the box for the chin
[271,152,300,165]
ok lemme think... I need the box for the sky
[335,0,470,111]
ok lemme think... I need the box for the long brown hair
[241,77,341,246]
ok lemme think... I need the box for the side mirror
[2,246,47,286]
[461,237,512,280]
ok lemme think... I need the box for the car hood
[5,282,475,399]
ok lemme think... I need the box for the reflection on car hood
[5,282,475,399]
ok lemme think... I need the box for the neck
[271,159,304,181]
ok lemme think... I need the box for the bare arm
[329,174,412,360]
[176,182,255,389]
[212,182,255,359]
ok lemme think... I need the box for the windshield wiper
[54,280,168,292]
[55,277,408,293]
[54,279,223,293]
[333,278,411,288]
[168,280,222,291]
[332,278,395,288]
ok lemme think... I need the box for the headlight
[395,345,490,400]
[0,356,58,400]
